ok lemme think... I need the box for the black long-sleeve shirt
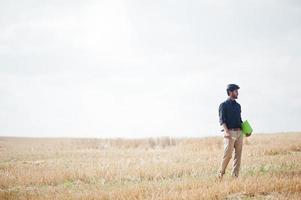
[218,98,243,129]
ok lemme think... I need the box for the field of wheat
[0,132,300,200]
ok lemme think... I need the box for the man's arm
[221,123,231,137]
[219,103,230,137]
[239,104,243,123]
[221,123,229,132]
[219,103,227,126]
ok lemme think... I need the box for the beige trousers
[219,130,244,177]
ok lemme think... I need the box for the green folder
[241,120,253,137]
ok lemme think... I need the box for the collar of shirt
[227,97,236,104]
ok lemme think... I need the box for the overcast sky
[1,0,300,138]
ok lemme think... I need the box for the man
[218,84,244,180]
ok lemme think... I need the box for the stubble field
[0,132,301,199]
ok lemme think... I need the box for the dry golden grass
[0,132,300,199]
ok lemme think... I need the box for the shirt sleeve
[218,103,227,125]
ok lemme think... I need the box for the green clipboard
[241,120,253,137]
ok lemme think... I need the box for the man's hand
[224,130,231,138]
[221,123,230,138]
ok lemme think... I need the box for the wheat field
[0,132,300,200]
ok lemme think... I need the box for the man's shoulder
[221,99,230,105]
[219,100,228,108]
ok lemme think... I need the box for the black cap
[226,84,240,92]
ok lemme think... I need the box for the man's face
[229,89,239,99]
